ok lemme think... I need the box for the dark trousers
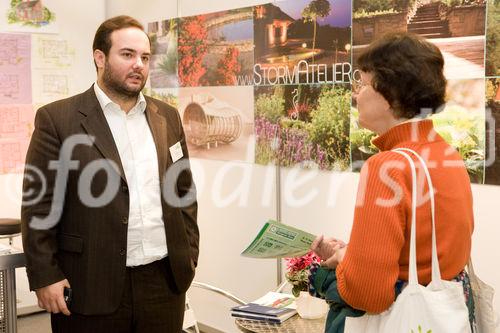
[51,257,186,333]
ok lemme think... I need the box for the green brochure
[241,220,317,258]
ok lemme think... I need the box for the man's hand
[311,235,346,260]
[35,279,71,316]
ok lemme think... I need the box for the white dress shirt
[94,83,168,266]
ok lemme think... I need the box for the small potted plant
[284,251,328,319]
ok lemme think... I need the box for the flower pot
[295,291,328,319]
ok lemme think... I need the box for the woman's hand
[321,244,347,269]
[311,235,346,260]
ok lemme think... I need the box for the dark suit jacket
[21,86,199,315]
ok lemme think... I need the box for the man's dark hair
[92,15,148,70]
[357,32,446,119]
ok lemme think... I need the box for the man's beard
[102,62,146,98]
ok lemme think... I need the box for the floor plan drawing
[0,33,31,104]
[0,104,34,174]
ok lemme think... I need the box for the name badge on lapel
[169,141,183,163]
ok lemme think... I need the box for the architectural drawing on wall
[1,0,58,33]
[0,104,34,174]
[42,74,68,95]
[0,142,23,173]
[32,70,72,104]
[0,33,31,104]
[32,34,74,68]
[0,37,22,65]
[0,75,20,100]
[31,34,76,105]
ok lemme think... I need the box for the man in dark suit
[21,15,199,332]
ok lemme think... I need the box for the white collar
[93,82,146,115]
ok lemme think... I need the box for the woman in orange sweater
[310,32,474,332]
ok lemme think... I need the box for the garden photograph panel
[255,83,351,171]
[485,78,500,185]
[352,0,487,80]
[485,0,499,76]
[177,7,254,87]
[253,0,352,86]
[143,87,179,111]
[148,18,179,89]
[138,1,499,180]
[178,85,255,162]
[432,79,486,184]
[350,78,486,183]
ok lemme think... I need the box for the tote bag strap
[392,148,443,286]
[467,258,476,280]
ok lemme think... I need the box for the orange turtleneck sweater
[336,119,474,313]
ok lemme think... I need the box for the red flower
[178,15,208,87]
[214,47,241,85]
[285,251,320,273]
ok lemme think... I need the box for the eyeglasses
[352,79,370,94]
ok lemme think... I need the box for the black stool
[0,219,21,246]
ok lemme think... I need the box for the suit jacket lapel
[79,86,127,183]
[145,99,169,181]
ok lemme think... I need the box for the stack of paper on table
[231,291,297,324]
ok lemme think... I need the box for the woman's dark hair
[357,32,446,119]
[92,15,149,70]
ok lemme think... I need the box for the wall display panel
[485,0,499,76]
[0,0,101,179]
[148,18,179,88]
[0,32,33,176]
[485,78,500,184]
[254,0,352,86]
[350,79,486,184]
[349,105,376,172]
[0,33,31,104]
[432,79,486,184]
[178,85,255,162]
[143,87,179,110]
[0,0,58,34]
[31,34,76,105]
[177,6,255,87]
[255,83,351,170]
[352,0,486,80]
[0,0,106,317]
[0,104,34,174]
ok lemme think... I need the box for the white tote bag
[467,259,498,333]
[345,148,471,333]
